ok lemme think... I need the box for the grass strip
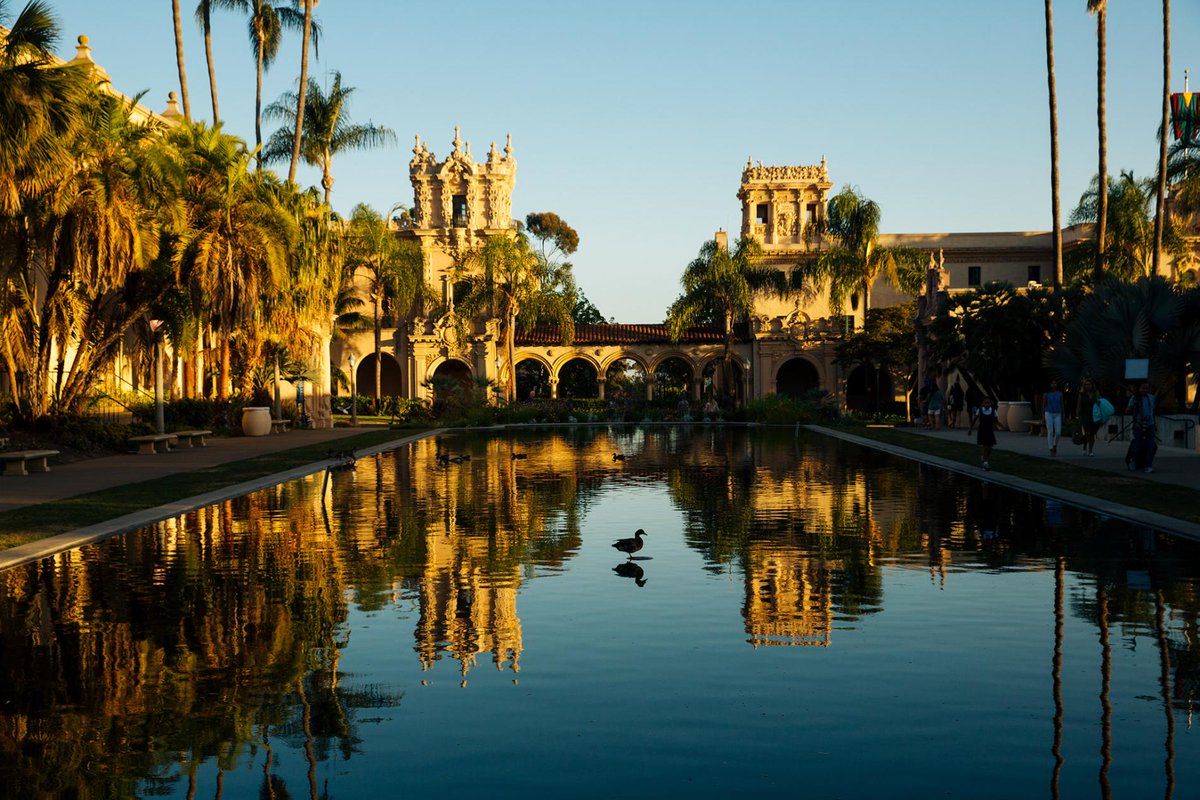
[0,428,429,551]
[832,423,1200,525]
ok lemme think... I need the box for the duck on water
[612,529,647,558]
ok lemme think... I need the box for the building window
[452,195,468,227]
[968,266,981,287]
[755,203,769,225]
[1027,265,1041,284]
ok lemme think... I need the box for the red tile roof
[516,323,748,345]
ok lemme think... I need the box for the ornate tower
[406,127,516,266]
[737,157,832,248]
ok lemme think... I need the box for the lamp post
[149,319,165,434]
[348,355,357,426]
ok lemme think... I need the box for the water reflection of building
[743,544,835,647]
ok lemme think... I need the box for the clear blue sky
[42,0,1198,321]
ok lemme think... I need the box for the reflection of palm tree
[1097,583,1112,800]
[1155,589,1176,796]
[1051,558,1064,800]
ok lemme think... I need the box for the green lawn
[0,427,430,551]
[828,423,1200,526]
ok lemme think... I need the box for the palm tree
[0,0,86,215]
[1088,0,1108,280]
[344,203,428,403]
[455,233,576,403]
[1045,0,1064,288]
[224,0,310,170]
[1070,170,1181,281]
[171,0,192,120]
[170,121,296,398]
[807,185,924,315]
[1153,0,1171,276]
[666,236,795,400]
[288,0,317,185]
[264,71,395,204]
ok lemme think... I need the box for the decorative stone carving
[742,164,829,183]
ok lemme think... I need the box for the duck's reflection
[613,560,648,587]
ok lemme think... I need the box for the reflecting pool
[1,427,1197,798]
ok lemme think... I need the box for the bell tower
[737,157,832,249]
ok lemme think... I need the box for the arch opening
[515,359,550,400]
[776,358,820,399]
[557,359,598,399]
[356,352,403,399]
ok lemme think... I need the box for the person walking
[947,381,965,429]
[927,383,944,430]
[1125,382,1157,472]
[968,396,998,471]
[1042,379,1064,455]
[1075,378,1101,456]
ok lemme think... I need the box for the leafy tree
[1045,276,1200,408]
[525,211,579,261]
[264,71,394,204]
[666,236,796,399]
[835,304,918,403]
[572,291,606,324]
[805,185,924,313]
[928,283,1070,402]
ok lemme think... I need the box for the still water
[0,427,1197,798]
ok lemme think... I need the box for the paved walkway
[0,426,373,512]
[907,422,1200,492]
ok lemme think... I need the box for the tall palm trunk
[1045,0,1063,289]
[171,0,192,120]
[201,1,220,124]
[289,0,316,184]
[255,29,265,171]
[1093,2,1108,280]
[373,288,382,404]
[1153,0,1171,277]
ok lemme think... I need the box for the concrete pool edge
[0,428,446,572]
[807,424,1200,543]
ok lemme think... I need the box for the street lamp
[149,319,165,434]
[348,354,357,426]
[495,356,504,402]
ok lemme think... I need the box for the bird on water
[612,453,625,461]
[612,529,647,558]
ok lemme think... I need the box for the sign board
[1124,358,1149,381]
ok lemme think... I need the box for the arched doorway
[430,359,474,413]
[605,357,647,402]
[654,356,692,402]
[776,358,820,398]
[557,358,598,399]
[845,364,894,413]
[357,352,403,398]
[515,358,550,401]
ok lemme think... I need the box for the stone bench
[129,433,178,455]
[172,429,213,448]
[1,449,59,476]
[1024,419,1046,436]
[270,419,291,434]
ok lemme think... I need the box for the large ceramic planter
[1006,401,1033,433]
[996,401,1011,431]
[241,406,271,437]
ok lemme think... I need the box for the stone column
[645,375,655,402]
[597,376,606,401]
[692,376,703,401]
[548,377,559,400]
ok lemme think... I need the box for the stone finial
[505,133,513,158]
[74,34,93,62]
[163,91,183,120]
[747,155,753,168]
[413,134,422,155]
[464,141,472,160]
[453,126,462,153]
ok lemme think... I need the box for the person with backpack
[1075,378,1101,457]
[1125,382,1157,473]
